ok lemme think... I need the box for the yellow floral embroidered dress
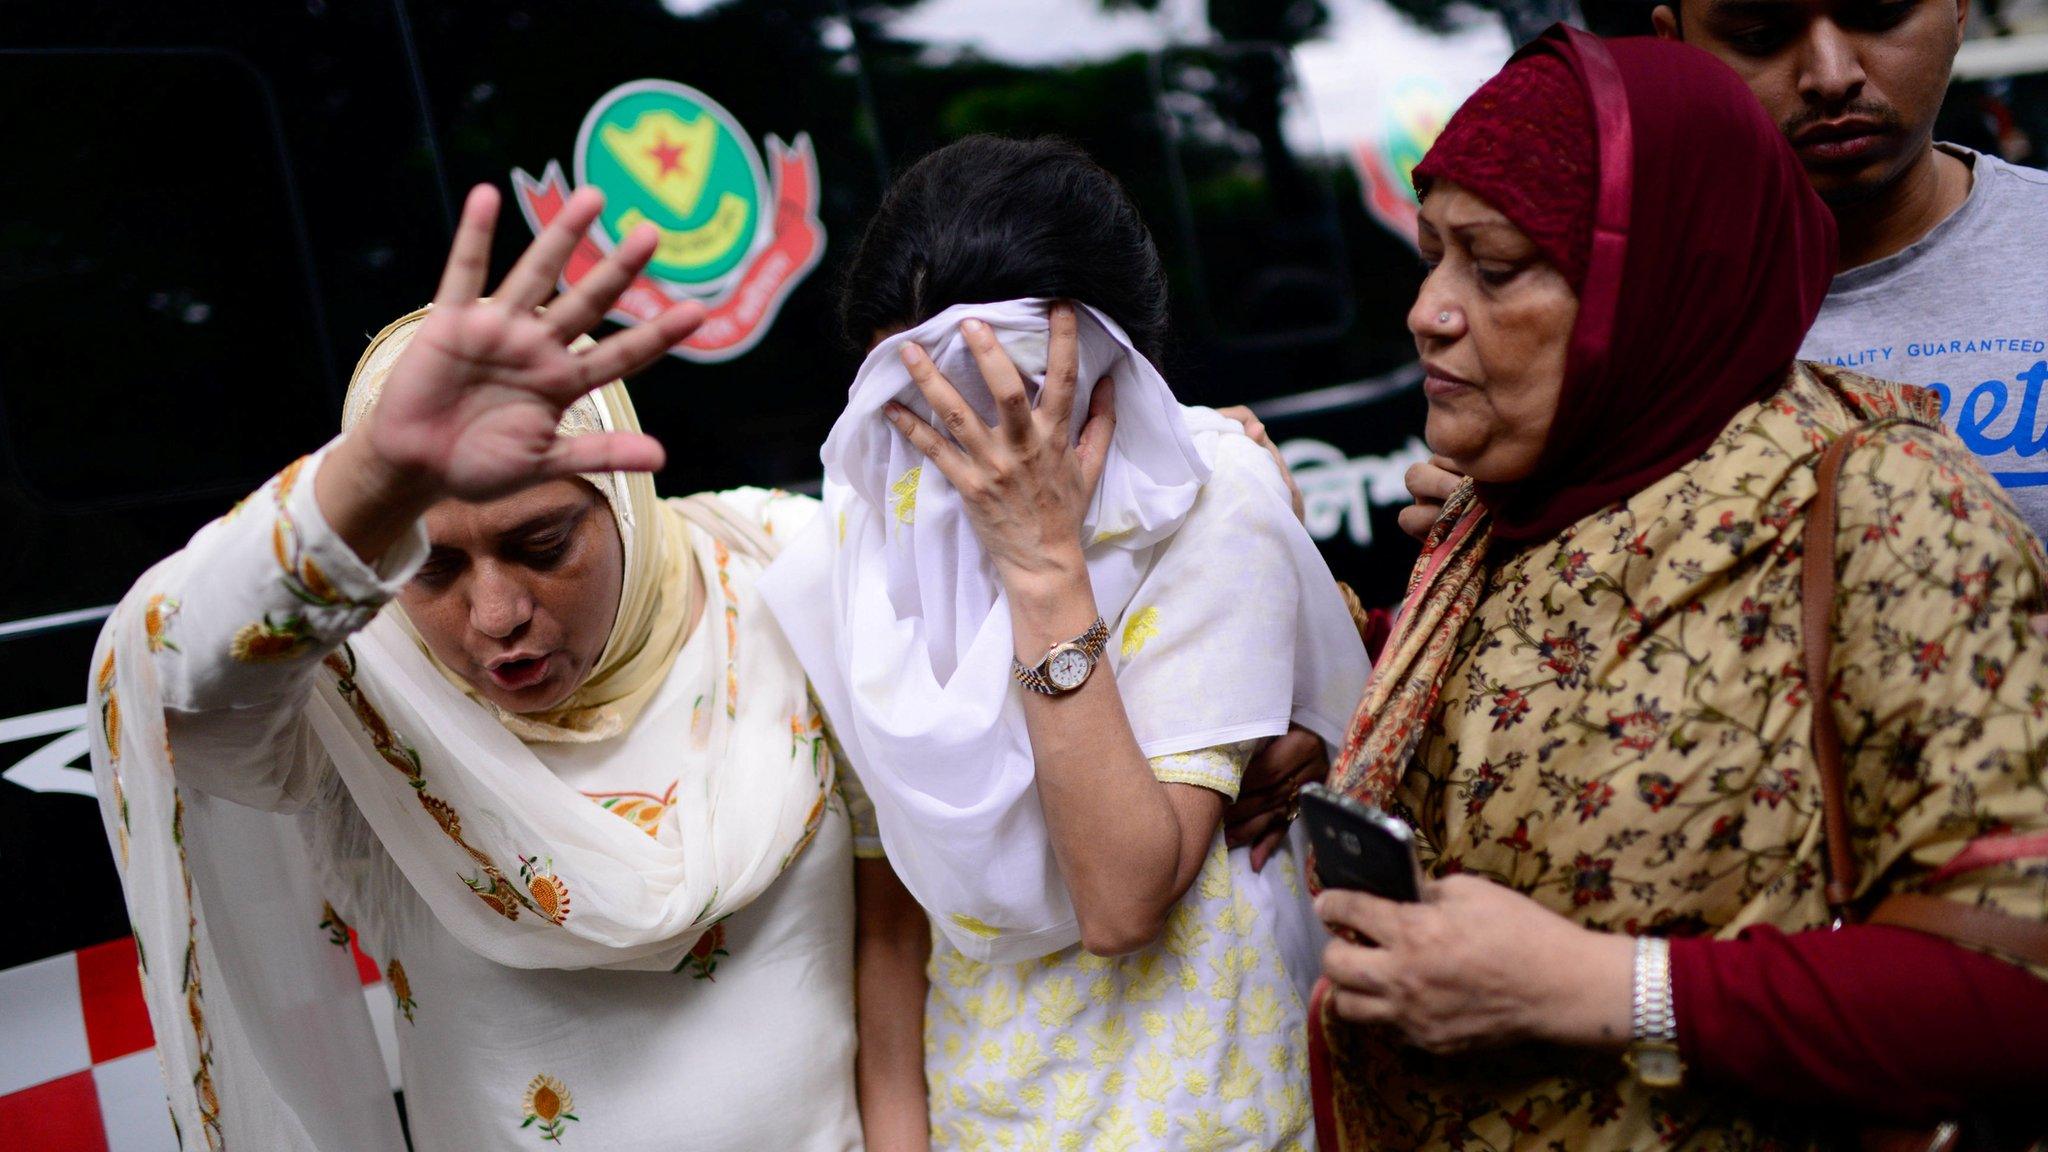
[1319,365,2048,1151]
[920,743,1319,1152]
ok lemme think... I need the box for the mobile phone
[1297,783,1423,902]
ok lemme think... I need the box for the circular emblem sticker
[514,78,825,362]
[574,81,768,295]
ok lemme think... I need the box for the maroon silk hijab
[1418,27,1837,543]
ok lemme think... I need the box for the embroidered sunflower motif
[145,594,182,652]
[230,615,315,663]
[195,1063,223,1149]
[789,711,827,772]
[519,856,571,925]
[676,923,729,981]
[520,1074,578,1143]
[713,540,741,718]
[464,871,523,921]
[418,794,462,839]
[101,693,122,759]
[274,455,307,502]
[113,776,130,867]
[890,466,921,525]
[588,784,675,838]
[950,913,1003,940]
[1120,607,1161,659]
[298,557,336,604]
[387,959,417,1024]
[317,901,350,948]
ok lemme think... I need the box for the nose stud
[1437,311,1451,325]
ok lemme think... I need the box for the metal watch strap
[1012,617,1110,695]
[1624,935,1685,1088]
[1631,936,1677,1043]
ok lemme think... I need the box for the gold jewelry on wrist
[1012,617,1109,695]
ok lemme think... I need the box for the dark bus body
[5,2,2044,1138]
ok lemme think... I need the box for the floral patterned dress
[1322,365,2048,1151]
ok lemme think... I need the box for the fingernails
[962,319,985,335]
[882,402,907,423]
[899,344,919,366]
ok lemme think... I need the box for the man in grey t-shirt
[1401,1,2048,544]
[1654,0,2048,540]
[1798,145,2048,535]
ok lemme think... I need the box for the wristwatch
[1622,935,1684,1089]
[1012,617,1110,696]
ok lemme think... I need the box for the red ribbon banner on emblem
[512,135,826,362]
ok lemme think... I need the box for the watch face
[1047,647,1093,691]
[1630,1044,1684,1089]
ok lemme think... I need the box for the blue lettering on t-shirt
[1932,360,2048,486]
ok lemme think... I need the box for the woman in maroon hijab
[1310,26,2048,1151]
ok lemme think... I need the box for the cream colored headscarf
[342,306,693,742]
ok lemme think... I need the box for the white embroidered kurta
[918,745,1320,1152]
[131,467,860,1151]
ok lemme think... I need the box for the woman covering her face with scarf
[760,136,1369,1151]
[1309,26,2048,1152]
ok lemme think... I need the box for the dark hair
[838,135,1170,363]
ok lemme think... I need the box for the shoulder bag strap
[1804,424,2048,967]
[1802,427,1863,917]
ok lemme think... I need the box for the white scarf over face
[760,299,1367,961]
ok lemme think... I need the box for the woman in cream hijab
[87,186,862,1150]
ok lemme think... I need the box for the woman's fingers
[1225,806,1285,850]
[1405,457,1464,503]
[884,402,970,482]
[1220,404,1304,522]
[1248,827,1287,873]
[1074,377,1117,492]
[1399,459,1464,541]
[498,186,607,314]
[562,301,706,398]
[1315,888,1403,946]
[539,430,667,478]
[1240,726,1326,800]
[1398,502,1444,542]
[960,319,1034,448]
[543,224,659,341]
[1037,302,1081,435]
[1328,987,1398,1027]
[1322,937,1396,996]
[433,185,502,307]
[901,343,994,457]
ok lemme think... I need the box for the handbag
[1800,423,2048,1152]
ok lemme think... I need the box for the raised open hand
[360,183,705,505]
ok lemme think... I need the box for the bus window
[0,49,337,512]
[1151,43,1355,349]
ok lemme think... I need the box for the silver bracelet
[1631,936,1677,1044]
